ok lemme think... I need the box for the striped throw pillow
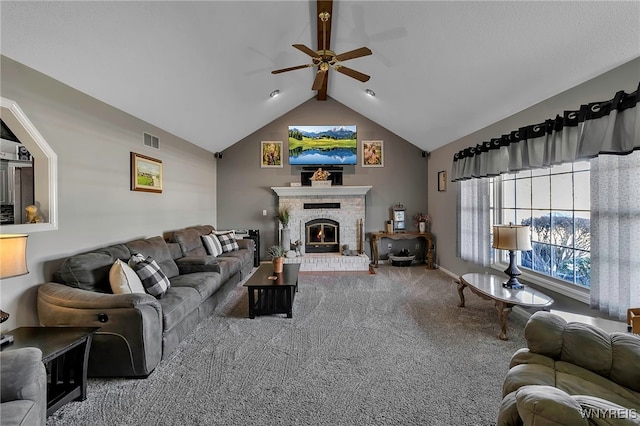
[201,233,223,257]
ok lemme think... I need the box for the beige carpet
[46,265,528,426]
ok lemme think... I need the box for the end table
[1,326,99,416]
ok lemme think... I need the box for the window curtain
[456,178,490,266]
[451,83,639,181]
[590,150,640,320]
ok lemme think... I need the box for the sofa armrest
[174,256,221,274]
[510,348,556,370]
[514,385,590,426]
[0,347,46,405]
[37,282,158,310]
[236,239,253,251]
[37,282,163,377]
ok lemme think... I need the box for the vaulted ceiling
[1,1,639,154]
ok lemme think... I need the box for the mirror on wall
[0,97,57,233]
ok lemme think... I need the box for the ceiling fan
[271,4,372,97]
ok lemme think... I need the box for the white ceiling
[1,1,639,154]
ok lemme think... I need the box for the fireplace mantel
[271,186,372,197]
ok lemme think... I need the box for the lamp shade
[0,234,29,278]
[492,225,532,251]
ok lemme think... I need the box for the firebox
[305,219,340,253]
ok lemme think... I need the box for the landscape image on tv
[288,125,357,165]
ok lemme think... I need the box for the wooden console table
[369,231,435,269]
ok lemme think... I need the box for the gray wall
[428,57,640,279]
[216,97,429,259]
[0,56,218,330]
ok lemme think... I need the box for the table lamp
[492,224,531,290]
[0,234,29,345]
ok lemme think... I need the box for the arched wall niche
[0,97,58,232]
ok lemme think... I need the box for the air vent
[143,132,159,149]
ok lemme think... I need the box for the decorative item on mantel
[267,245,286,273]
[310,168,331,187]
[414,213,431,233]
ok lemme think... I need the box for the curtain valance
[451,82,640,181]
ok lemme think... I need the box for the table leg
[370,236,379,267]
[457,281,467,307]
[495,301,513,340]
[247,287,255,319]
[286,287,293,318]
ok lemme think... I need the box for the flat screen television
[288,125,357,165]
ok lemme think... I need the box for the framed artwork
[438,170,447,192]
[362,140,384,167]
[261,141,283,168]
[131,152,163,193]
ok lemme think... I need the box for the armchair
[0,347,47,426]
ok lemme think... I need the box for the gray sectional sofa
[37,225,254,378]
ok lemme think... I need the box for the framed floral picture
[131,152,162,193]
[362,140,384,167]
[261,141,283,168]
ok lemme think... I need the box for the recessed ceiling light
[270,90,280,98]
[365,89,375,97]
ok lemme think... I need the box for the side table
[1,326,99,416]
[369,231,435,269]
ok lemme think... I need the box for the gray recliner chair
[0,347,47,426]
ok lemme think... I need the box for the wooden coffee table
[244,263,300,319]
[457,273,554,340]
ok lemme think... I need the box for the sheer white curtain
[590,150,640,320]
[456,178,491,266]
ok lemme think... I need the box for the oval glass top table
[457,273,554,340]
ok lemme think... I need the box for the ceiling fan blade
[334,65,370,83]
[292,44,321,59]
[272,64,314,74]
[312,70,327,91]
[334,47,372,62]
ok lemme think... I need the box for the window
[491,161,591,288]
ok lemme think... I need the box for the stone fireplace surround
[271,186,371,271]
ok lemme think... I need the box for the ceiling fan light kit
[271,1,372,98]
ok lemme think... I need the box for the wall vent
[143,132,159,149]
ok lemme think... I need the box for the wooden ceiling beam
[316,0,333,101]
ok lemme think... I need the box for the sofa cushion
[157,286,201,332]
[216,232,239,253]
[131,256,170,298]
[201,233,223,257]
[59,243,131,293]
[109,259,145,294]
[171,228,207,257]
[126,236,179,279]
[170,272,225,301]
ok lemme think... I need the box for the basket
[311,180,331,187]
[388,254,415,267]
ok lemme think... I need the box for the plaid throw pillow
[216,232,239,253]
[201,233,223,257]
[132,256,170,298]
